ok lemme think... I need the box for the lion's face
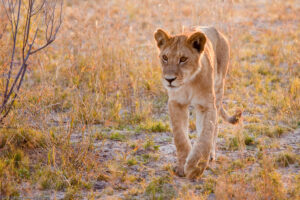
[154,29,206,89]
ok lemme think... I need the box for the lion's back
[196,26,230,77]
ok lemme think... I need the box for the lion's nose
[165,77,177,84]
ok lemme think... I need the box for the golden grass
[0,0,299,199]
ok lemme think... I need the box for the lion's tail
[219,106,242,124]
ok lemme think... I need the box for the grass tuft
[275,151,299,167]
[137,120,170,133]
[145,176,177,200]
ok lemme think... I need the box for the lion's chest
[167,84,207,106]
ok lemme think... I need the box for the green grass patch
[244,134,256,146]
[127,157,138,166]
[145,176,177,200]
[143,137,159,151]
[137,120,170,133]
[109,132,126,141]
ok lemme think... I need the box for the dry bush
[0,0,63,123]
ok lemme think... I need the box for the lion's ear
[154,29,170,49]
[187,32,206,53]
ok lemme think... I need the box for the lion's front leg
[168,101,192,177]
[184,105,217,179]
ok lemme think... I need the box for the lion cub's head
[154,29,206,89]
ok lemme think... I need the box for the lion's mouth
[167,84,179,89]
[163,78,182,89]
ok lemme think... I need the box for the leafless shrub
[0,0,63,122]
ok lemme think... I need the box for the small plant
[140,154,151,163]
[127,157,137,166]
[137,120,170,133]
[143,137,159,151]
[202,177,216,194]
[37,167,68,190]
[275,151,299,167]
[231,159,245,170]
[244,134,256,146]
[227,137,239,150]
[145,176,177,200]
[270,126,286,138]
[109,132,126,141]
[95,132,108,140]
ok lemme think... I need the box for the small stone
[94,181,107,190]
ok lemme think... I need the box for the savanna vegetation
[0,0,299,199]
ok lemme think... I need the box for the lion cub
[154,26,241,179]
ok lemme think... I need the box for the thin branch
[4,27,38,102]
[22,0,32,61]
[30,0,63,55]
[0,0,64,122]
[0,64,26,122]
[3,0,21,103]
[31,0,46,16]
[49,1,57,38]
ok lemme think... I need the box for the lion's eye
[179,56,188,63]
[162,55,168,62]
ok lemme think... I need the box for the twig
[0,0,64,123]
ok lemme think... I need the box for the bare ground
[20,124,299,199]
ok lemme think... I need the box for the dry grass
[0,0,299,199]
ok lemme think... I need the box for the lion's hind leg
[184,106,217,179]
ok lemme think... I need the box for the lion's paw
[173,165,185,177]
[184,166,202,180]
[184,161,208,180]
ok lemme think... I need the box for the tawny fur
[154,26,241,179]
